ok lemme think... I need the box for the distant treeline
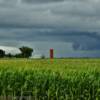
[0,46,33,58]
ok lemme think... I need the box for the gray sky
[0,0,100,57]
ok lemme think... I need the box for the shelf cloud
[0,0,100,57]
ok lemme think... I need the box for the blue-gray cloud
[0,28,100,51]
[0,0,100,57]
[0,0,100,30]
[22,0,63,4]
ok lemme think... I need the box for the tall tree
[0,49,5,58]
[19,46,33,58]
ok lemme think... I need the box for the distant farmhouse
[0,46,53,59]
[0,46,21,55]
[0,46,33,58]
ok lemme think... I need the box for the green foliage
[19,46,33,58]
[0,59,100,100]
[41,55,45,59]
[0,49,5,58]
[14,53,23,58]
[0,46,33,58]
[5,53,14,58]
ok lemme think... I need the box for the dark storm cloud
[0,0,100,57]
[0,28,100,52]
[0,0,100,31]
[22,0,63,4]
[0,0,100,30]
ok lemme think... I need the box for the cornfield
[0,58,100,100]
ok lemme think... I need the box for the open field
[0,58,100,100]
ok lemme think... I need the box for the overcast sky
[0,0,100,57]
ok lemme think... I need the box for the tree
[6,53,14,58]
[14,53,23,58]
[41,54,45,59]
[19,46,33,58]
[0,49,5,58]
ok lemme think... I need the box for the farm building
[0,46,21,55]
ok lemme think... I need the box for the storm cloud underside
[0,0,100,57]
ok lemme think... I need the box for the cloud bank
[0,0,100,57]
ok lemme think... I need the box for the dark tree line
[0,50,5,58]
[0,46,33,58]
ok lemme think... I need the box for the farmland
[0,58,100,100]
